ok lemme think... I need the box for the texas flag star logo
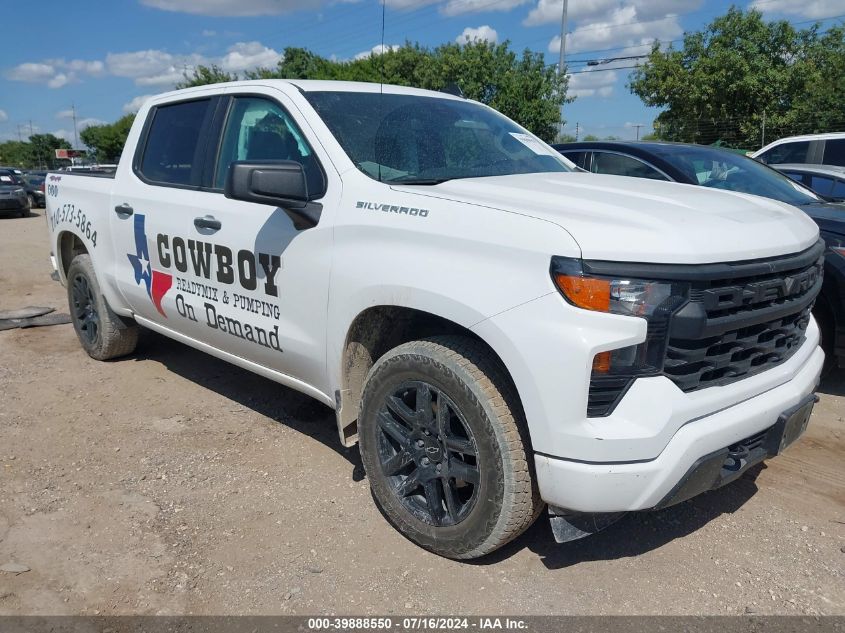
[127,213,172,317]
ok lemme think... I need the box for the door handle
[114,203,134,217]
[194,215,221,231]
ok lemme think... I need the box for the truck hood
[398,172,820,264]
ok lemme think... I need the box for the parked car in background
[554,141,845,374]
[21,174,46,208]
[752,133,845,168]
[773,164,845,202]
[0,170,30,217]
[0,168,39,210]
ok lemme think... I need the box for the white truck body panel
[46,79,823,522]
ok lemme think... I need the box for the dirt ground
[0,209,843,616]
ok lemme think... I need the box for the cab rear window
[139,99,211,186]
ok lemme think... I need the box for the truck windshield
[305,91,571,184]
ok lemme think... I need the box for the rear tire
[67,254,139,360]
[358,336,542,559]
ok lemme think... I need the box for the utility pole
[29,120,42,169]
[575,122,580,142]
[633,124,643,140]
[556,0,569,139]
[71,103,79,150]
[71,103,80,166]
[558,0,569,75]
[761,110,766,148]
[16,124,22,142]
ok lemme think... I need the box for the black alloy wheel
[71,272,100,347]
[376,380,480,527]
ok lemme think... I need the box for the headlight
[14,188,25,195]
[551,256,689,381]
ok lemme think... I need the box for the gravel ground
[0,209,843,616]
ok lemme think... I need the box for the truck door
[109,95,220,330]
[111,90,336,394]
[187,92,336,392]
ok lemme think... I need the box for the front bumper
[0,197,27,213]
[534,343,823,513]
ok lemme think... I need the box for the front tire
[67,254,139,360]
[358,336,542,559]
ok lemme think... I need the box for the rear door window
[823,139,845,167]
[139,99,212,187]
[560,151,588,169]
[809,175,835,196]
[759,141,810,165]
[591,151,669,180]
[781,171,808,186]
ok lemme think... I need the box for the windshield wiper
[384,177,452,185]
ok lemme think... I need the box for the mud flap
[548,506,625,543]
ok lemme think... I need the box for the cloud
[456,25,499,43]
[5,62,56,83]
[47,73,75,89]
[106,49,189,86]
[8,41,281,91]
[4,58,105,88]
[354,44,402,60]
[52,118,105,144]
[383,0,525,12]
[0,110,7,122]
[525,0,700,27]
[383,0,439,9]
[140,0,319,16]
[547,5,683,54]
[441,0,528,16]
[218,41,281,72]
[105,42,280,86]
[749,0,844,19]
[123,95,154,113]
[202,29,217,36]
[566,68,617,98]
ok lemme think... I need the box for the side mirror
[224,160,321,229]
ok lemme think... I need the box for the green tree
[0,134,70,169]
[80,115,135,163]
[0,141,31,167]
[182,41,571,141]
[629,8,844,148]
[788,25,845,134]
[28,134,72,168]
[176,64,238,89]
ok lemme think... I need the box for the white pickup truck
[46,80,825,559]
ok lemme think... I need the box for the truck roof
[151,79,466,103]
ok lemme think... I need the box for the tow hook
[547,506,625,543]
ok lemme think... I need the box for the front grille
[663,248,823,392]
[584,241,824,416]
[664,305,813,391]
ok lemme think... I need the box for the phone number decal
[49,203,98,248]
